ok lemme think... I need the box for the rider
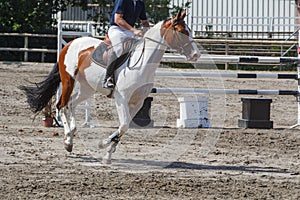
[103,0,150,89]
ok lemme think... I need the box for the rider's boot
[103,52,118,89]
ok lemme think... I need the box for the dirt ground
[0,62,299,199]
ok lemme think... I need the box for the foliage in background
[0,0,70,33]
[0,0,112,33]
[169,0,191,16]
[0,0,191,62]
[83,0,113,35]
[0,0,189,33]
[145,0,171,24]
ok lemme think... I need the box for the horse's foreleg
[101,130,126,165]
[99,130,119,148]
[102,139,119,164]
[101,96,131,164]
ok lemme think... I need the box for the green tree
[0,0,183,34]
[170,1,191,16]
[87,0,114,35]
[0,0,71,33]
[144,0,171,24]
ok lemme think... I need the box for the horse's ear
[178,9,182,18]
[181,10,187,19]
[174,9,182,21]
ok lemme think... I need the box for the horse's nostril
[192,53,201,60]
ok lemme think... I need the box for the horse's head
[160,10,201,61]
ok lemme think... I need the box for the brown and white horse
[20,10,201,164]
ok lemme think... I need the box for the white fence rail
[192,16,300,39]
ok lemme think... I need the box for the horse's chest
[128,83,154,104]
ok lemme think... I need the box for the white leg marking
[60,108,73,152]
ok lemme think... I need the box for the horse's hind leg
[62,83,95,152]
[56,72,75,110]
[60,108,74,152]
[57,77,75,152]
[69,84,95,130]
[59,90,79,152]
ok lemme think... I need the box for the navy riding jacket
[110,0,147,27]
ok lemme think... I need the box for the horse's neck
[115,23,167,87]
[143,23,167,61]
[130,23,166,72]
[121,22,166,78]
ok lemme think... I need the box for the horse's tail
[19,63,61,113]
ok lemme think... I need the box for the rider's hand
[132,29,143,37]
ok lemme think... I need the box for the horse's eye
[178,29,189,36]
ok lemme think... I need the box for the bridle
[162,17,196,54]
[127,17,195,69]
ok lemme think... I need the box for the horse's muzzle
[188,51,201,62]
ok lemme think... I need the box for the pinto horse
[19,10,201,164]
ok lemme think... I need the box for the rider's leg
[104,25,134,89]
[103,51,118,88]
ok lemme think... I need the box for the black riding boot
[103,52,118,89]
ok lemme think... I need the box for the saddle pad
[91,42,110,67]
[91,38,141,70]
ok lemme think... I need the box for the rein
[144,36,169,48]
[127,35,168,70]
[127,21,193,69]
[127,39,146,70]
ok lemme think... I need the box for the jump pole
[161,54,300,64]
[155,71,298,79]
[151,88,298,95]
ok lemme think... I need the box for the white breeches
[108,25,135,57]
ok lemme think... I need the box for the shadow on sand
[69,154,290,174]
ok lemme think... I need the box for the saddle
[91,34,138,69]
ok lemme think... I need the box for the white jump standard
[177,97,211,128]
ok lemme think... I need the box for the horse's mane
[143,21,163,38]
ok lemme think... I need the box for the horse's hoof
[98,139,110,149]
[102,158,112,164]
[64,143,73,152]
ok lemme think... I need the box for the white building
[171,0,298,38]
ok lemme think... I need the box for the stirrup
[103,77,115,89]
